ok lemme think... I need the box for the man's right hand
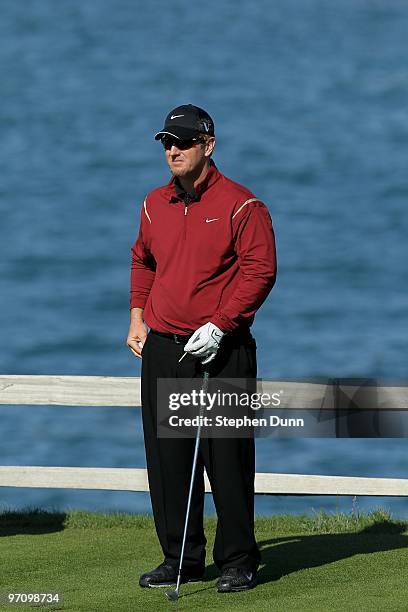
[127,308,148,359]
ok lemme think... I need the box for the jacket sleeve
[129,198,156,310]
[210,200,277,332]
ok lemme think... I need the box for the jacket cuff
[130,297,148,310]
[210,313,237,333]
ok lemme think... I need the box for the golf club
[165,369,210,602]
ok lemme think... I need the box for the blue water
[1,0,407,517]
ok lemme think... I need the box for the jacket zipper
[183,204,188,240]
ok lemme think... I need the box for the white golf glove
[184,322,225,364]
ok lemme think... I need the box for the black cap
[154,104,215,141]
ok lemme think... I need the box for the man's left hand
[184,322,225,364]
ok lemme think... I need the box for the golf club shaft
[174,369,209,594]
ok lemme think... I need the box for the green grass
[0,508,407,611]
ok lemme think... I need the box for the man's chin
[170,164,187,176]
[171,167,188,177]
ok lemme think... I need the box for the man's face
[163,136,215,178]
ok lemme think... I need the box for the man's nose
[170,144,180,154]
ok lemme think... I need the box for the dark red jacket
[130,163,276,334]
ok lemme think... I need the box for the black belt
[150,329,193,344]
[149,327,253,345]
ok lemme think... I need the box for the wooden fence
[0,375,407,496]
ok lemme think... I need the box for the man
[127,104,276,593]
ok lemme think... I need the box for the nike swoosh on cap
[170,114,184,119]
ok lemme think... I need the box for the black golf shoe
[216,567,257,592]
[139,562,205,588]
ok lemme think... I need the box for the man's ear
[205,137,216,158]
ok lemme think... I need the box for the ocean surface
[1,0,407,517]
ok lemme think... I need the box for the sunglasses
[161,136,204,151]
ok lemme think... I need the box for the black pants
[140,329,261,572]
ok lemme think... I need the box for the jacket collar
[167,160,220,203]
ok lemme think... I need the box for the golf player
[127,104,277,593]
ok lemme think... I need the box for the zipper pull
[184,205,188,215]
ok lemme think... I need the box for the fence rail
[1,466,407,496]
[1,375,407,496]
